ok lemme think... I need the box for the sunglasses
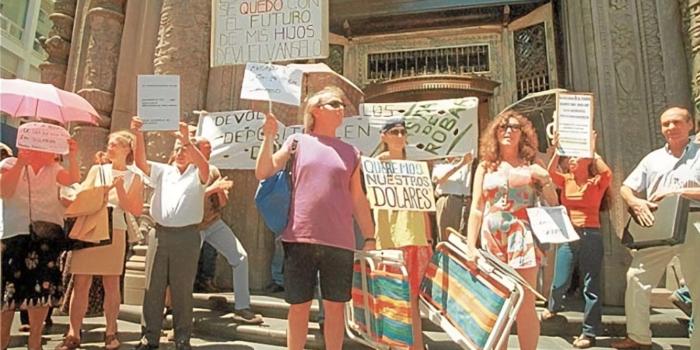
[498,123,522,131]
[322,100,345,109]
[386,128,407,136]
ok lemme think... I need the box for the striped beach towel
[350,256,413,349]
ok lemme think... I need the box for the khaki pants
[625,212,699,347]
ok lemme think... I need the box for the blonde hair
[302,86,347,133]
[108,130,136,164]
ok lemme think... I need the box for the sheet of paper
[556,93,594,158]
[137,75,180,131]
[526,206,580,244]
[240,63,303,106]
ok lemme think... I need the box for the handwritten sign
[556,93,594,158]
[526,206,580,244]
[360,97,479,159]
[240,63,304,105]
[137,75,180,131]
[212,0,329,65]
[16,122,70,154]
[361,157,436,212]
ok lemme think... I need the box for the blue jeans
[271,237,284,286]
[548,228,603,337]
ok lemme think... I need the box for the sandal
[541,308,558,320]
[105,333,121,350]
[54,335,80,350]
[572,334,596,349]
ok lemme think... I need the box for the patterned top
[479,163,540,269]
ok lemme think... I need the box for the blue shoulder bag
[254,138,298,237]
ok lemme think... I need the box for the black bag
[65,207,114,251]
[622,194,689,249]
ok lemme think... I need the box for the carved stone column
[39,0,76,88]
[145,0,211,162]
[561,0,692,305]
[63,0,126,175]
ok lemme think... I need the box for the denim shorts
[282,242,354,304]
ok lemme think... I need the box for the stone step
[190,293,690,338]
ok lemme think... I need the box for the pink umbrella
[0,78,100,125]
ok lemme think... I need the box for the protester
[193,137,263,324]
[372,117,433,349]
[465,110,558,350]
[195,242,219,292]
[255,86,375,350]
[131,117,209,350]
[56,131,144,350]
[612,107,700,349]
[431,153,474,240]
[541,131,612,348]
[1,137,79,350]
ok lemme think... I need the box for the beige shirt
[200,166,223,229]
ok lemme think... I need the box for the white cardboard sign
[240,63,303,106]
[526,206,580,244]
[212,0,329,65]
[556,93,594,158]
[137,75,180,131]
[361,157,436,212]
[16,122,70,155]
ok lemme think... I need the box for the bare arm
[680,187,700,201]
[56,138,80,186]
[466,162,487,249]
[130,116,151,176]
[0,157,27,198]
[255,113,290,180]
[621,185,657,227]
[531,164,559,206]
[350,164,376,250]
[114,175,144,216]
[433,153,474,185]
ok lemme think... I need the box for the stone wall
[560,0,692,305]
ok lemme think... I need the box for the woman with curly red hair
[465,110,558,350]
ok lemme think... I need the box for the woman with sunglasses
[465,111,558,350]
[373,117,433,350]
[255,86,375,350]
[541,131,612,348]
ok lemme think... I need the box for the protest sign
[16,122,70,155]
[212,0,329,65]
[137,75,180,131]
[361,157,436,212]
[241,63,303,106]
[556,93,594,158]
[526,206,580,244]
[360,97,479,160]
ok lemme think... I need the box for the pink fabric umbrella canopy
[0,78,100,125]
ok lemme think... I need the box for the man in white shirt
[431,153,474,240]
[612,107,700,349]
[131,117,209,350]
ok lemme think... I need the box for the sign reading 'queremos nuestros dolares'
[212,0,329,66]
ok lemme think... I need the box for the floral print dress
[479,163,541,269]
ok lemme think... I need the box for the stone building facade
[41,0,696,306]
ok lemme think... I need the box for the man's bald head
[661,107,692,123]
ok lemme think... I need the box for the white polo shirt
[148,162,206,227]
[432,162,472,196]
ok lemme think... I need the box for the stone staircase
[115,292,690,349]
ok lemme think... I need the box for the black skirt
[1,234,65,310]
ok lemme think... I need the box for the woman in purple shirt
[255,86,375,350]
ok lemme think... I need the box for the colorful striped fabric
[350,259,413,349]
[420,247,512,350]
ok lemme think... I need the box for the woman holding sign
[466,111,558,350]
[255,86,375,350]
[373,117,433,350]
[541,132,612,349]
[0,133,79,350]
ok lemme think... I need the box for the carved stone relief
[39,0,77,88]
